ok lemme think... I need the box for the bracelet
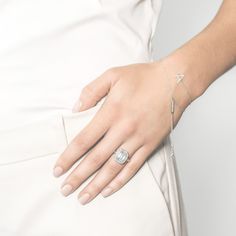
[161,62,194,158]
[169,73,193,158]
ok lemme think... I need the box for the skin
[53,0,236,205]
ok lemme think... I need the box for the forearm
[158,0,236,101]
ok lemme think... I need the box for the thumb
[72,69,118,112]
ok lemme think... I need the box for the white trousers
[0,98,188,236]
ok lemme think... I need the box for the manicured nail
[78,193,91,205]
[101,187,113,198]
[72,100,82,113]
[61,184,73,197]
[53,166,63,177]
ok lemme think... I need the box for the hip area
[0,97,183,236]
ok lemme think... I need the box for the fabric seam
[0,151,59,167]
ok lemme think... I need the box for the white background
[153,0,236,235]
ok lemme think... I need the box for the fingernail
[61,184,73,197]
[101,187,113,198]
[72,100,82,113]
[78,193,91,205]
[53,166,63,177]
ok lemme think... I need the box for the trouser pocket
[0,96,176,236]
[0,151,175,236]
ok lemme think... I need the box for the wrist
[150,57,196,112]
[157,50,207,102]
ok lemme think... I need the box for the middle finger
[77,135,142,205]
[60,122,132,196]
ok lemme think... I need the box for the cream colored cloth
[0,98,187,236]
[0,0,163,131]
[0,1,188,235]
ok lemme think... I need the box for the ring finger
[100,145,151,198]
[77,136,142,205]
[60,122,135,197]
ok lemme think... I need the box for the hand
[53,59,191,205]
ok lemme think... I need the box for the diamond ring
[113,148,130,165]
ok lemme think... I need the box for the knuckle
[122,121,136,136]
[125,163,138,173]
[73,138,88,153]
[113,177,125,188]
[87,154,103,167]
[67,172,83,186]
[107,162,120,174]
[90,183,102,193]
[131,115,140,128]
[109,95,122,110]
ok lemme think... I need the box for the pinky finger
[100,145,149,198]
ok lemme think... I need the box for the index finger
[53,101,112,177]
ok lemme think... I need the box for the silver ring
[113,148,130,165]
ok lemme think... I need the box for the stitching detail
[146,141,175,236]
[163,137,177,236]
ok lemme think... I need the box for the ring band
[113,148,130,165]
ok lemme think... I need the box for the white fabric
[0,1,188,235]
[0,97,186,235]
[0,0,162,131]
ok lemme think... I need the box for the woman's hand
[53,59,191,205]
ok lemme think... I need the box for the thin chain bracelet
[152,59,194,158]
[169,73,193,158]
